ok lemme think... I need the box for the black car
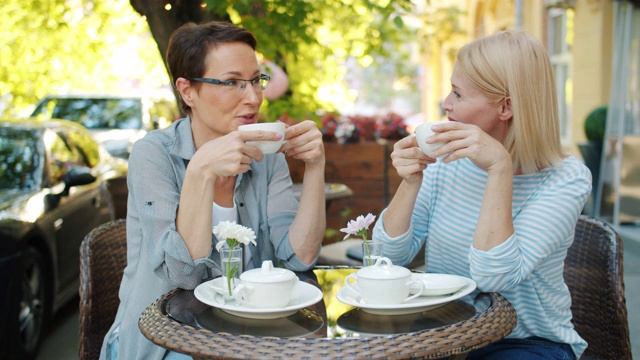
[0,117,128,359]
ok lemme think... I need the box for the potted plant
[578,105,607,212]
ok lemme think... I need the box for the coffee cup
[233,260,299,308]
[238,122,285,154]
[344,257,424,305]
[414,121,449,157]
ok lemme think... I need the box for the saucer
[410,274,475,297]
[194,279,323,319]
[336,276,476,315]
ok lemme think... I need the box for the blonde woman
[373,30,590,359]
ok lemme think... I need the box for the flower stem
[363,235,372,265]
[226,249,233,296]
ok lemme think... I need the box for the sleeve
[372,175,432,267]
[127,136,212,290]
[468,161,592,292]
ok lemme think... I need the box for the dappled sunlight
[314,268,357,337]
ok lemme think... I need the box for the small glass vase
[362,240,383,266]
[220,245,243,297]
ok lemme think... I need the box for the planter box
[286,141,402,244]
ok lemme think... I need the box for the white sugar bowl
[345,257,424,304]
[233,260,299,308]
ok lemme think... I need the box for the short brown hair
[166,21,257,114]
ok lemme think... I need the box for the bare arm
[176,162,216,260]
[382,135,435,236]
[281,121,326,264]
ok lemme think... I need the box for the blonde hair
[456,30,563,174]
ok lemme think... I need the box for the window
[548,8,574,144]
[46,131,85,184]
[0,128,41,190]
[65,130,101,168]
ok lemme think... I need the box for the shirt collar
[171,116,198,161]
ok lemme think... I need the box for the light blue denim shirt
[100,117,315,360]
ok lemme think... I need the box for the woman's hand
[428,122,511,173]
[390,135,436,183]
[281,120,325,167]
[192,130,280,179]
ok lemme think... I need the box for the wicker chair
[564,215,631,359]
[79,219,127,360]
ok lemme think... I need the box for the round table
[138,267,516,359]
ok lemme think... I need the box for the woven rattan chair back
[79,219,127,360]
[564,215,631,359]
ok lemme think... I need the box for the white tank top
[212,201,253,270]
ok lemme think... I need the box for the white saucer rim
[411,273,476,296]
[194,279,323,315]
[336,275,476,312]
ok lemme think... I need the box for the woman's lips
[238,114,257,124]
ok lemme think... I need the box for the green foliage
[416,6,466,47]
[1,1,465,122]
[584,105,607,142]
[0,0,168,116]
[202,0,415,121]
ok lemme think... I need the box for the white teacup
[344,257,424,305]
[414,121,449,157]
[233,260,299,308]
[238,122,285,154]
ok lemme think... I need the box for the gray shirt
[100,117,314,360]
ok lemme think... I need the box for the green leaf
[393,15,404,28]
[0,0,169,115]
[229,265,239,279]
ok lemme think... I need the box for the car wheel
[7,246,48,360]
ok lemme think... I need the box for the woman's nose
[441,95,453,112]
[242,85,263,105]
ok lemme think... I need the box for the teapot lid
[356,257,411,279]
[240,260,296,283]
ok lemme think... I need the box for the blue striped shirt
[373,156,591,358]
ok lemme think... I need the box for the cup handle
[232,283,253,306]
[344,273,360,294]
[405,279,425,302]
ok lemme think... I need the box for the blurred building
[419,0,640,225]
[420,0,613,153]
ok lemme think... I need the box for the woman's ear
[498,97,513,122]
[175,78,195,108]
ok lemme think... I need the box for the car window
[64,130,101,168]
[46,131,87,184]
[0,128,42,190]
[34,98,143,130]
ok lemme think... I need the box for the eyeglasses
[190,74,270,92]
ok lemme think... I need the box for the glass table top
[164,267,482,339]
